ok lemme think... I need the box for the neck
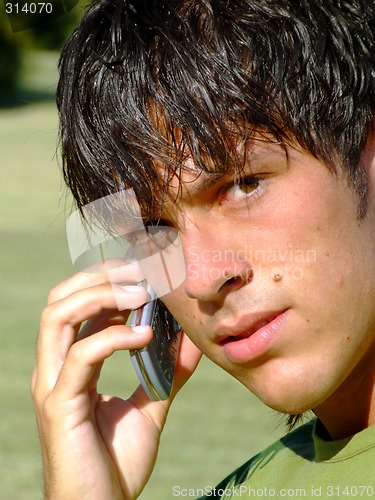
[314,352,375,440]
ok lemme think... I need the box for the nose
[180,217,253,302]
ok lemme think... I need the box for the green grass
[0,52,283,500]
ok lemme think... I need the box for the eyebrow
[152,142,283,221]
[177,150,260,200]
[175,142,285,202]
[180,171,227,200]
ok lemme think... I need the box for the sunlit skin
[158,136,375,441]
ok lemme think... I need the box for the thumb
[172,331,203,394]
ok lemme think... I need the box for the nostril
[226,276,241,285]
[221,268,254,291]
[245,268,254,283]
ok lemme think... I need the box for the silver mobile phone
[130,296,182,401]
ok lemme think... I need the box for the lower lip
[222,309,290,364]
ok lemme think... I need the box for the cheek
[162,292,203,343]
[260,188,360,296]
[288,230,375,371]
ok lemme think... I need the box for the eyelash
[221,175,264,204]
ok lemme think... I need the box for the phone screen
[129,299,181,400]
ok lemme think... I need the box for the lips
[215,309,290,363]
[216,311,283,344]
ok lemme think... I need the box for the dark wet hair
[57,0,375,220]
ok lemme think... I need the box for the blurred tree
[5,0,86,49]
[0,6,22,104]
[27,9,81,50]
[0,0,89,105]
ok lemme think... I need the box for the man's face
[160,138,375,416]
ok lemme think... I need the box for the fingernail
[120,284,153,303]
[121,285,143,293]
[114,285,148,311]
[131,325,150,333]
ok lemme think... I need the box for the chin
[261,396,316,416]
[236,365,332,416]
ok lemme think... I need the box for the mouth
[215,309,290,363]
[216,311,284,344]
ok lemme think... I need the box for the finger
[77,309,130,340]
[53,325,153,402]
[43,283,148,336]
[172,331,203,393]
[47,260,145,304]
[127,332,203,432]
[35,284,149,397]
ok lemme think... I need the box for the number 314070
[5,3,53,14]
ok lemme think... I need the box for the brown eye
[223,176,262,202]
[237,177,260,194]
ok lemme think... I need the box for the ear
[360,125,375,217]
[361,125,375,178]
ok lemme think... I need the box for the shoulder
[199,419,316,499]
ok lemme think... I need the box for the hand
[31,261,202,499]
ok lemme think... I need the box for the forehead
[152,138,289,223]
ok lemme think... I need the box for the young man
[31,0,375,498]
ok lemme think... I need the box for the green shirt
[199,419,375,499]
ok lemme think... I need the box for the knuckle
[42,393,60,422]
[30,386,48,418]
[40,302,57,326]
[32,391,46,414]
[67,341,86,364]
[46,282,66,304]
